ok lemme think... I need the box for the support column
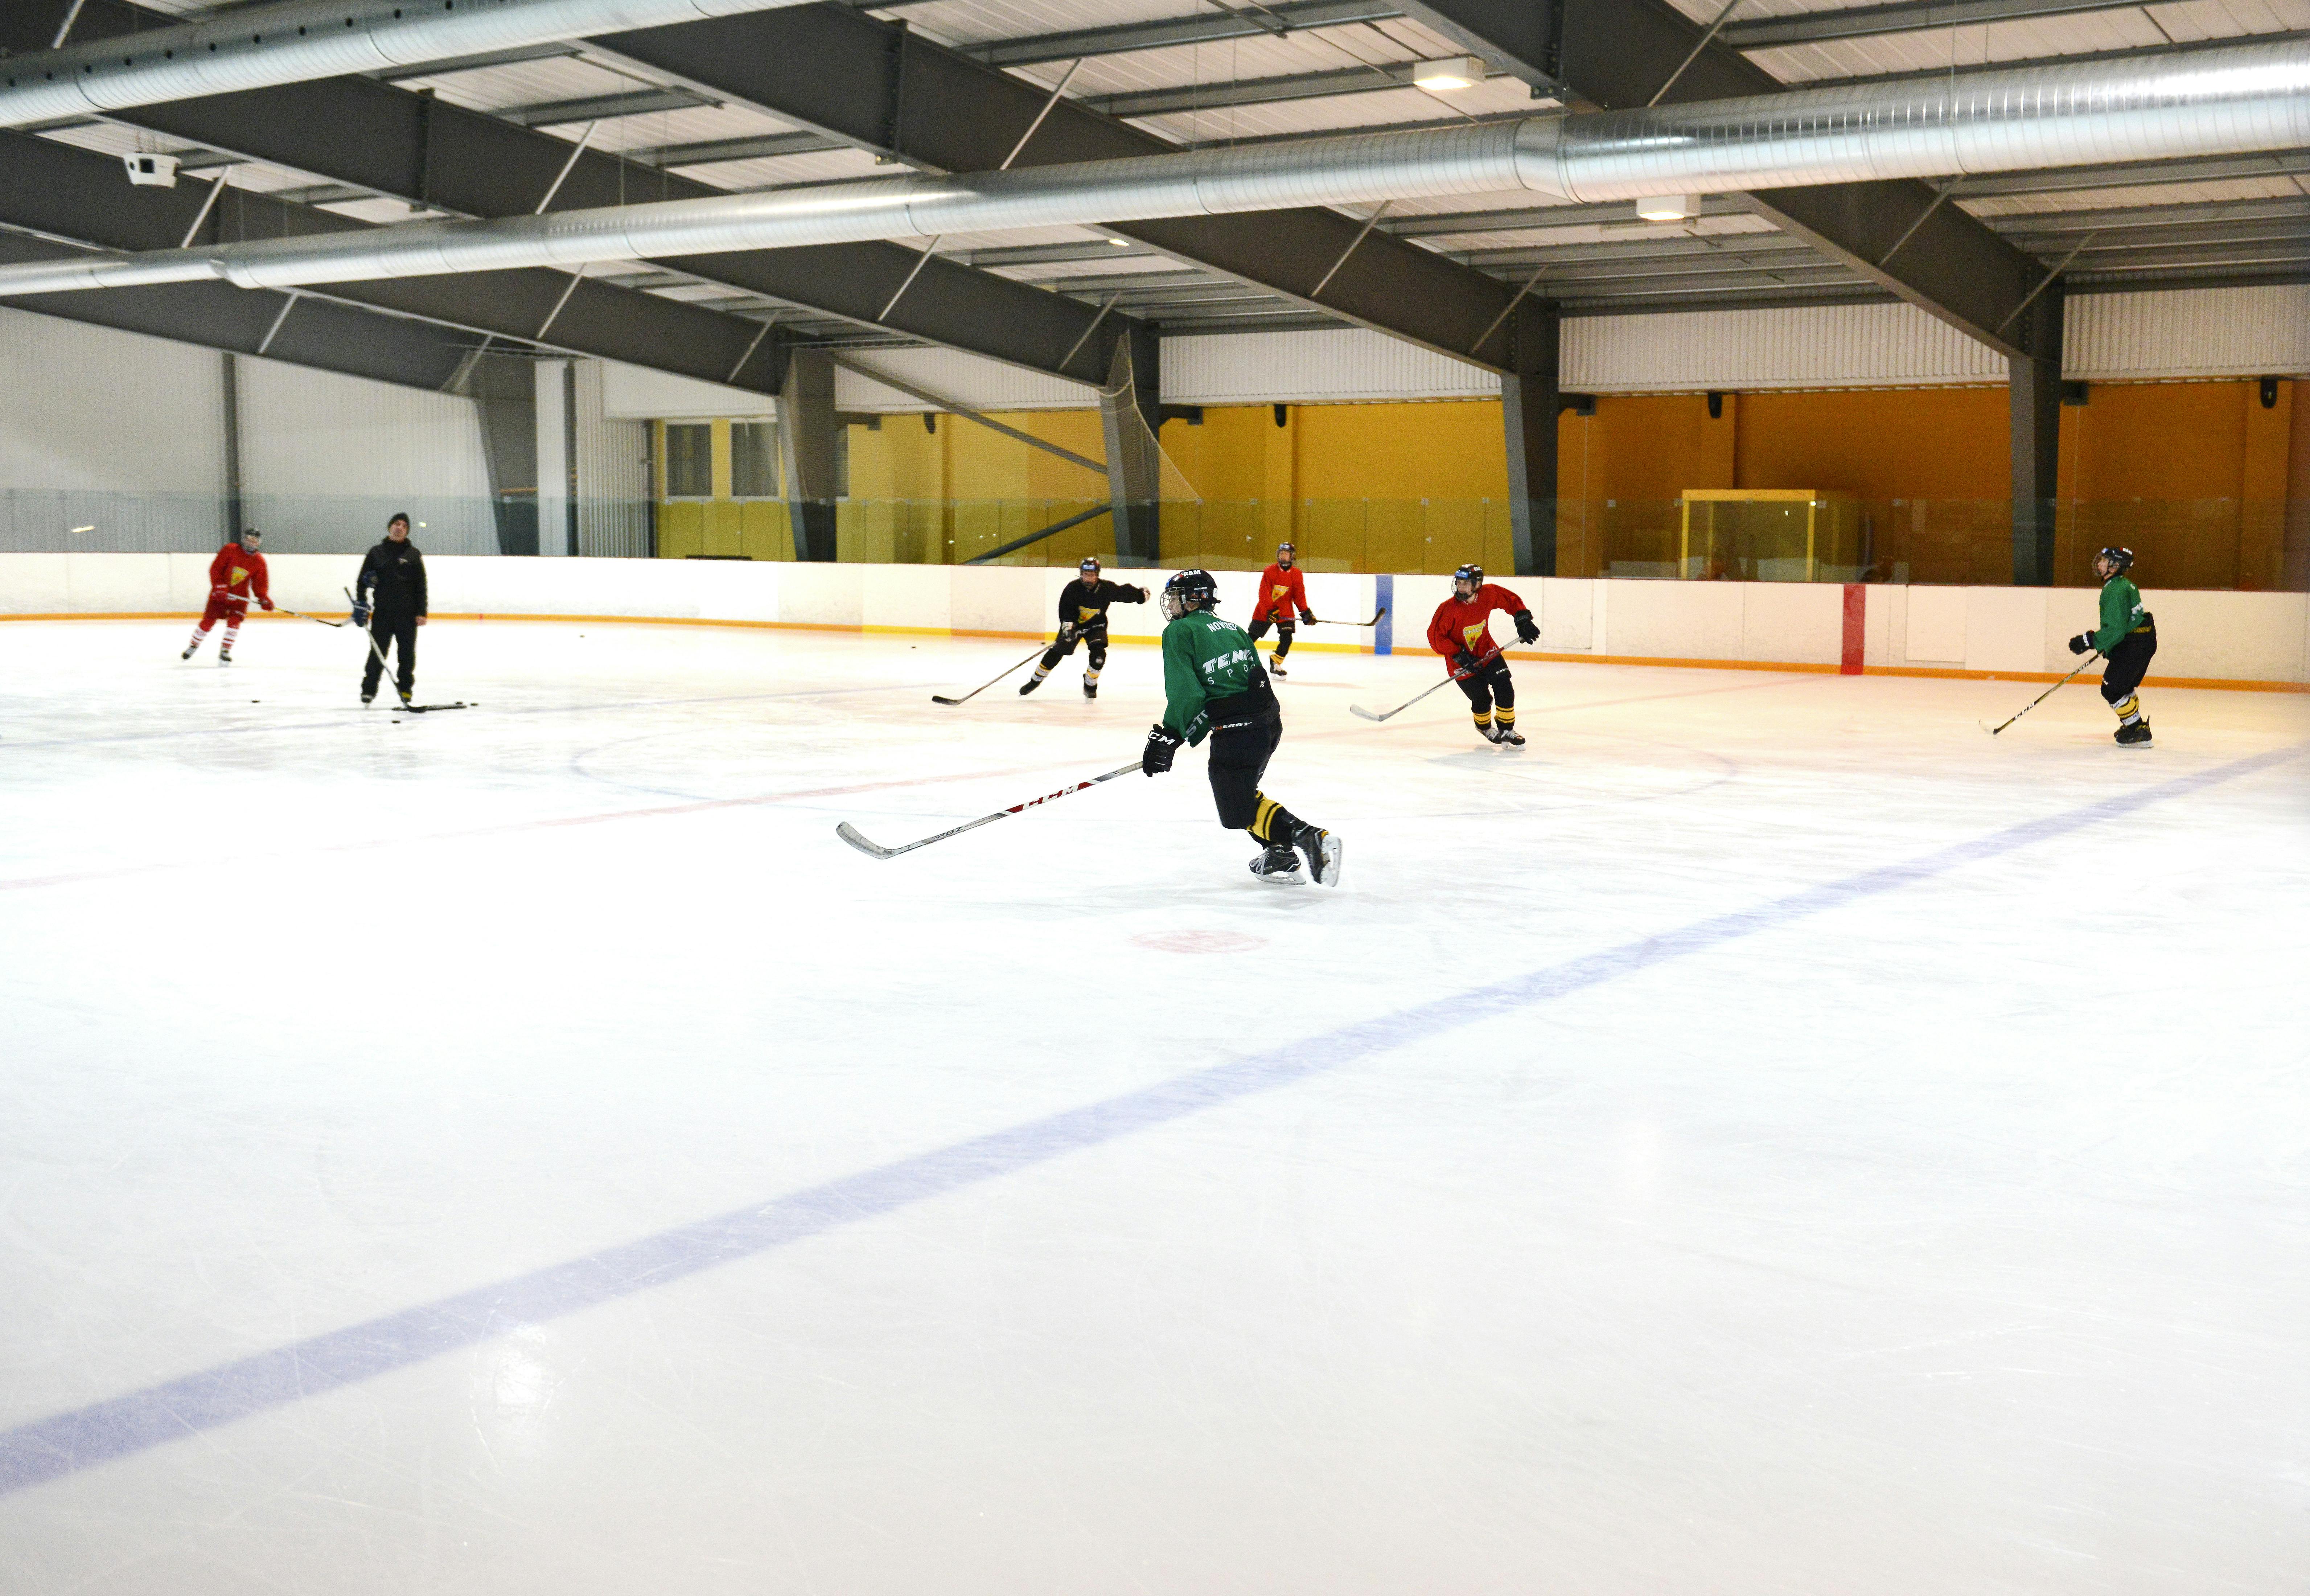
[780,349,839,562]
[535,359,572,557]
[2009,285,2064,588]
[1501,299,1561,578]
[1099,323,1163,567]
[461,353,539,556]
[220,351,244,540]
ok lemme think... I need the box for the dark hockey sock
[1472,708,1493,732]
[1248,794,1308,844]
[1496,706,1516,728]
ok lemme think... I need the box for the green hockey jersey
[2087,575,2153,653]
[1160,610,1266,744]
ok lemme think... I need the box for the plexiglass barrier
[3,493,2302,590]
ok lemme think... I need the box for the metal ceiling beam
[0,126,794,395]
[1446,0,2060,361]
[1077,61,1526,121]
[592,5,1527,367]
[1719,0,2145,52]
[27,1,1133,384]
[969,0,1406,69]
[0,229,477,390]
[496,86,721,127]
[1951,148,2310,198]
[1791,27,2310,91]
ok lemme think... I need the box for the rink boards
[3,551,2306,687]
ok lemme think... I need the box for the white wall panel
[0,306,226,554]
[237,357,496,555]
[574,360,652,558]
[1565,302,2007,393]
[600,360,774,420]
[1161,328,1499,405]
[834,349,1100,413]
[2067,286,2310,381]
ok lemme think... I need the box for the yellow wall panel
[739,499,794,561]
[657,501,705,560]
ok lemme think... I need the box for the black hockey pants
[1247,614,1296,659]
[2100,628,2156,710]
[1039,623,1107,675]
[1454,655,1515,714]
[363,610,418,699]
[1207,708,1282,830]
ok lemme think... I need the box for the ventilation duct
[0,40,2303,303]
[0,0,816,128]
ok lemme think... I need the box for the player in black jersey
[1021,556,1149,699]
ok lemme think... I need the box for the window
[731,420,780,498]
[665,423,711,498]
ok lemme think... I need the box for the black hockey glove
[1059,621,1077,643]
[1300,612,1319,627]
[1513,608,1540,645]
[1142,722,1182,777]
[2067,632,2095,655]
[1451,648,1480,676]
[351,600,371,628]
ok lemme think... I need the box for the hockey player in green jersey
[1141,569,1344,886]
[2067,545,2157,746]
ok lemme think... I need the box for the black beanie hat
[387,510,411,530]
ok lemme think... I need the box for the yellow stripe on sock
[1496,707,1516,726]
[1251,796,1279,841]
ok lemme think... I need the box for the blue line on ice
[1,743,2297,1497]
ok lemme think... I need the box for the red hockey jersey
[1252,563,1309,623]
[209,543,270,601]
[1427,582,1526,665]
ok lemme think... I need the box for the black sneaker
[2115,718,2153,746]
[1295,826,1344,887]
[1249,844,1304,884]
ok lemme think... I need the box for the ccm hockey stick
[932,644,1047,706]
[1349,658,1487,723]
[348,587,474,713]
[267,601,344,628]
[1980,651,2101,735]
[838,761,1140,859]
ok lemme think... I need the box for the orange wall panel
[1734,387,2007,499]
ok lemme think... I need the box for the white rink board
[3,553,2307,683]
[2,619,2306,1595]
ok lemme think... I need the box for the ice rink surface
[3,615,2307,1595]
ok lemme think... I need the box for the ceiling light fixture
[1411,56,1484,91]
[1636,194,1695,222]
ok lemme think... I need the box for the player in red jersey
[1247,542,1318,678]
[181,528,273,664]
[1426,563,1539,745]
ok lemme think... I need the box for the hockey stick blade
[930,696,966,706]
[399,702,473,713]
[835,822,896,860]
[1349,704,1390,721]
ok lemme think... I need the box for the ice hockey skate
[2116,718,2153,746]
[1249,843,1304,884]
[1296,826,1344,887]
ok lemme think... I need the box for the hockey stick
[266,601,344,628]
[838,761,1140,860]
[932,644,1047,706]
[1308,605,1387,628]
[1349,658,1489,723]
[1980,651,2101,735]
[346,587,470,712]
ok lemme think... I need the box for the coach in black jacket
[352,511,428,706]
